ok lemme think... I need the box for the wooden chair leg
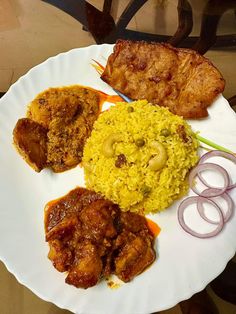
[192,13,221,54]
[192,0,236,54]
[42,0,116,43]
[168,0,193,47]
[116,0,148,34]
[103,0,113,15]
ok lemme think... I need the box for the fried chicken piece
[13,118,47,172]
[101,40,225,119]
[79,199,118,243]
[114,212,155,282]
[45,215,79,242]
[114,233,155,282]
[119,211,150,233]
[47,239,73,272]
[44,187,103,232]
[65,241,103,289]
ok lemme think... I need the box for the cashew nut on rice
[148,141,167,171]
[102,133,122,157]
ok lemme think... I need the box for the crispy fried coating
[114,232,155,282]
[44,187,156,288]
[101,40,225,119]
[65,241,103,289]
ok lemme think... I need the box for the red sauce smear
[76,85,123,109]
[146,218,161,237]
[98,90,123,104]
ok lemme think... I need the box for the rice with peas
[83,100,199,214]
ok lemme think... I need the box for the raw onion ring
[178,196,224,238]
[189,163,230,197]
[198,150,236,190]
[178,150,236,238]
[198,189,234,223]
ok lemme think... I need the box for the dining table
[0,1,236,314]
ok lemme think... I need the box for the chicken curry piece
[44,187,156,288]
[13,85,101,172]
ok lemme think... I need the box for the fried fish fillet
[101,40,225,119]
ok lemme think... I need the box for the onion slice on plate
[178,196,224,238]
[178,150,235,238]
[198,189,234,223]
[198,150,236,190]
[189,162,230,197]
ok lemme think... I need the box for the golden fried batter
[101,40,225,119]
[13,85,101,172]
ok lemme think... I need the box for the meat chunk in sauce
[114,234,155,282]
[13,85,101,173]
[66,241,103,289]
[13,118,47,172]
[44,187,156,288]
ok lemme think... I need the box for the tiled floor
[0,1,236,313]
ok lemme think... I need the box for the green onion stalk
[195,134,235,155]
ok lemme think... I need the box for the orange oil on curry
[98,90,123,105]
[146,218,161,238]
[68,84,123,110]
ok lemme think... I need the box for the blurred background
[0,0,236,99]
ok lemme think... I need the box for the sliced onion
[189,163,230,197]
[198,189,234,223]
[198,150,236,190]
[178,150,236,238]
[178,196,224,238]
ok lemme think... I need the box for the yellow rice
[83,100,199,214]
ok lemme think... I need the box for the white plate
[0,44,236,314]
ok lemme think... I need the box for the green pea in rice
[83,100,199,214]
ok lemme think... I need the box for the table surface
[0,1,236,314]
